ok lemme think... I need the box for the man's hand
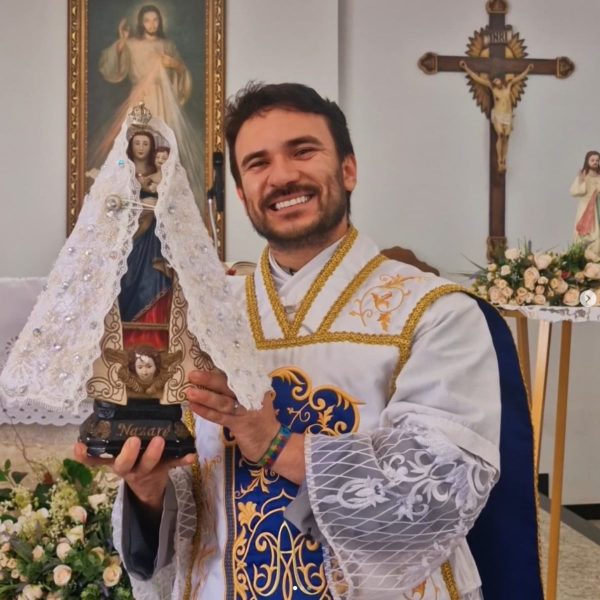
[73,437,195,515]
[185,370,306,485]
[186,370,279,463]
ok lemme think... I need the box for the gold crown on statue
[128,102,153,129]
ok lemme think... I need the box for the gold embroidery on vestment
[258,226,358,339]
[317,254,387,333]
[440,560,460,600]
[350,273,422,332]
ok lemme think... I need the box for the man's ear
[235,186,246,205]
[342,155,357,193]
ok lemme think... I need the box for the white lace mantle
[0,116,270,413]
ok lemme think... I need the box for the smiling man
[92,83,542,600]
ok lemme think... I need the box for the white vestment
[113,228,501,600]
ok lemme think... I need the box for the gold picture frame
[67,0,226,257]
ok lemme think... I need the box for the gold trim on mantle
[67,0,226,258]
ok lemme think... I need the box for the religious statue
[570,150,600,253]
[0,104,269,458]
[460,60,533,172]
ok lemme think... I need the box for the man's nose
[267,156,300,188]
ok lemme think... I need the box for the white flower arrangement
[472,242,600,307]
[0,459,132,599]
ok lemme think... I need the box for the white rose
[31,545,44,561]
[477,285,488,296]
[66,525,84,545]
[20,584,43,600]
[488,263,498,272]
[488,286,503,304]
[523,267,540,290]
[535,285,545,295]
[487,272,494,281]
[7,558,17,570]
[103,564,122,587]
[534,253,553,270]
[556,279,568,294]
[500,265,511,276]
[538,276,549,285]
[56,541,72,561]
[533,294,547,305]
[574,271,586,283]
[11,568,20,580]
[87,493,108,512]
[563,287,580,306]
[53,564,72,587]
[495,278,508,289]
[516,287,528,297]
[583,262,600,280]
[501,286,513,299]
[525,292,535,304]
[584,245,600,262]
[107,554,122,566]
[0,543,9,553]
[68,505,87,524]
[504,247,520,261]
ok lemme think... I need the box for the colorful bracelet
[256,424,292,469]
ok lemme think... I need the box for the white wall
[0,0,598,504]
[0,1,66,277]
[339,0,600,504]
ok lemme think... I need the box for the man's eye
[296,147,316,157]
[247,160,266,169]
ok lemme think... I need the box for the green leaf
[11,472,28,485]
[3,459,11,471]
[0,472,7,482]
[63,459,93,486]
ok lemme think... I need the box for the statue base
[79,399,196,459]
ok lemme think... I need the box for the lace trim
[258,226,358,339]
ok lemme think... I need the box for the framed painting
[67,0,226,256]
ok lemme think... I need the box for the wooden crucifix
[418,0,574,258]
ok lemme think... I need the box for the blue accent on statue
[118,192,171,322]
[467,299,544,600]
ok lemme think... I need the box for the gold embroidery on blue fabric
[234,492,329,600]
[228,366,361,600]
[270,366,362,436]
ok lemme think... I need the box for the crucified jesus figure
[460,61,534,172]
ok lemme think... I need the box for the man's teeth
[273,195,310,211]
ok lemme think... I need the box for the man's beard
[588,164,600,174]
[245,176,348,251]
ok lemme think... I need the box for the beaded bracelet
[256,424,292,469]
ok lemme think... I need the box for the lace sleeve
[112,467,196,600]
[305,416,498,598]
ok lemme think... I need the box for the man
[76,83,541,600]
[460,61,533,172]
[570,150,600,253]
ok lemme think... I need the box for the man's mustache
[262,184,319,208]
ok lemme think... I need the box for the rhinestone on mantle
[32,328,42,337]
[53,344,62,352]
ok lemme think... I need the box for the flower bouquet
[0,458,132,599]
[471,242,600,306]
